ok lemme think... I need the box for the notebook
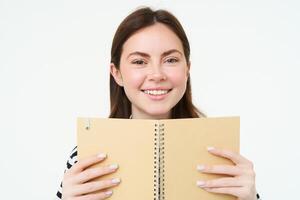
[77,117,239,200]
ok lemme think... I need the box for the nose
[147,65,167,82]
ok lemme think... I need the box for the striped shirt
[56,146,78,199]
[56,146,261,200]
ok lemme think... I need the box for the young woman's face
[111,23,190,119]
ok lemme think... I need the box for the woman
[57,7,259,200]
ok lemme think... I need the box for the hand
[62,153,121,200]
[196,147,257,200]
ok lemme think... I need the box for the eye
[132,59,147,65]
[165,58,178,64]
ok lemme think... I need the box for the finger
[72,164,119,184]
[73,190,113,200]
[207,147,251,165]
[202,186,243,197]
[68,153,107,174]
[73,178,121,196]
[197,177,243,188]
[197,164,242,176]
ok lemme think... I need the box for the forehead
[122,23,184,56]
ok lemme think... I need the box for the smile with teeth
[142,89,171,95]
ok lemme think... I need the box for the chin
[143,108,172,118]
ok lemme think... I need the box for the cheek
[167,68,188,87]
[122,68,145,89]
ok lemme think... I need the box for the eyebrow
[126,49,183,59]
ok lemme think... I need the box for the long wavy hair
[109,7,205,119]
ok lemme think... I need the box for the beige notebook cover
[77,117,239,200]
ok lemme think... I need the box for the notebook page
[77,118,156,200]
[162,117,239,200]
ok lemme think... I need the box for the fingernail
[197,164,205,171]
[105,190,113,196]
[196,180,205,187]
[207,146,215,151]
[97,153,107,159]
[111,178,121,184]
[109,164,119,170]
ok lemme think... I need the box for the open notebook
[77,117,239,200]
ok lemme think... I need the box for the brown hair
[109,7,205,118]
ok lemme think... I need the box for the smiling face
[110,23,190,119]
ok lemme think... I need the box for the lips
[141,88,172,100]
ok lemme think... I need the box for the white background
[1,0,299,199]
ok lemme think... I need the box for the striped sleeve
[257,193,261,199]
[55,146,78,199]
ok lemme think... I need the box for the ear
[186,61,191,77]
[110,63,124,87]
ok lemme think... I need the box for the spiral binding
[159,123,165,200]
[153,123,165,200]
[154,123,159,200]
